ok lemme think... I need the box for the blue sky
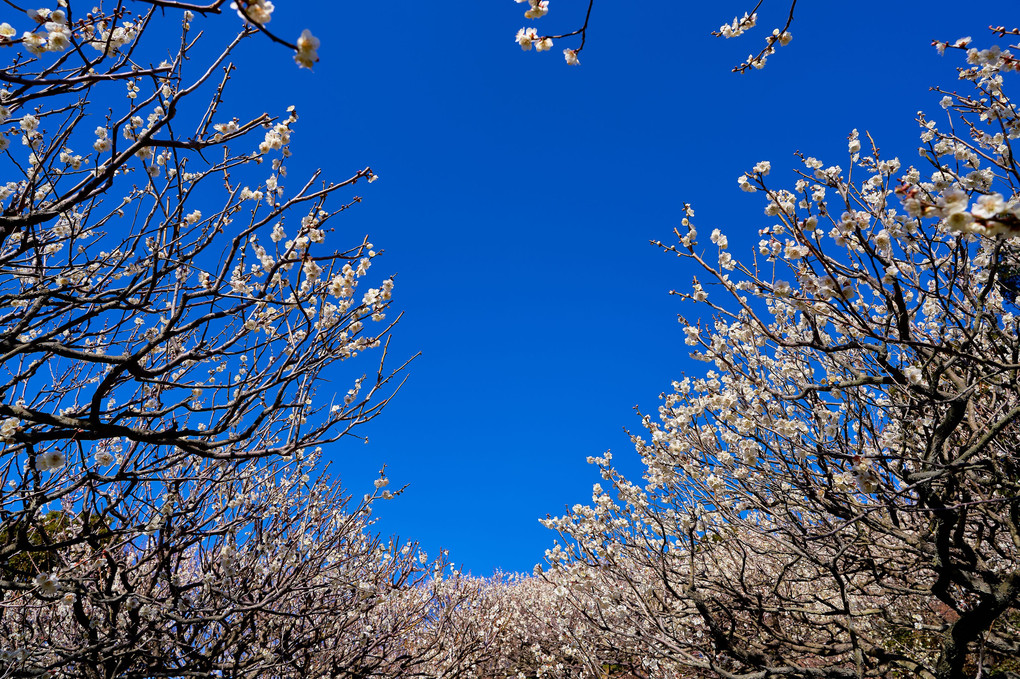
[211,1,1008,575]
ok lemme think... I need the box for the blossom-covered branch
[511,0,798,71]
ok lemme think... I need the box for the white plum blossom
[94,450,116,466]
[902,365,925,385]
[719,13,757,38]
[34,572,59,596]
[515,27,538,50]
[231,0,274,23]
[972,192,1006,219]
[710,229,728,249]
[22,31,46,54]
[35,450,66,471]
[848,129,861,155]
[518,0,549,19]
[294,29,319,69]
[772,280,791,297]
[0,417,19,442]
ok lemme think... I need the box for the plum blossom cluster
[739,26,793,71]
[224,0,319,68]
[86,17,139,52]
[514,1,800,72]
[2,0,317,70]
[516,0,550,19]
[20,8,72,53]
[513,0,582,65]
[515,27,553,52]
[721,2,800,72]
[34,449,66,472]
[0,7,140,55]
[892,40,1020,238]
[717,12,756,38]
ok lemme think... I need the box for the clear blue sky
[213,1,1007,575]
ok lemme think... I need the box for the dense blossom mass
[2,2,1019,679]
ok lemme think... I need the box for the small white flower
[231,0,274,23]
[854,465,880,494]
[515,27,537,50]
[710,229,728,249]
[35,450,66,471]
[0,417,19,441]
[972,192,1005,219]
[524,0,549,19]
[34,572,60,596]
[22,30,46,54]
[294,29,319,69]
[902,365,924,386]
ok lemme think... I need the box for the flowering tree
[0,2,454,677]
[540,29,1020,679]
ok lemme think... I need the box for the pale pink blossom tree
[540,29,1020,679]
[0,3,455,677]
